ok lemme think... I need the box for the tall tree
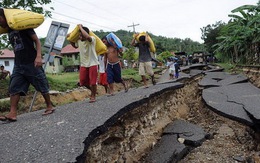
[200,21,226,54]
[0,0,53,49]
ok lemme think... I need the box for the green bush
[0,100,10,112]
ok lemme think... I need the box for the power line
[70,0,152,31]
[77,0,134,24]
[47,0,151,33]
[44,8,116,31]
[53,0,130,29]
[54,0,111,22]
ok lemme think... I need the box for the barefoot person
[98,54,109,94]
[69,24,99,103]
[102,36,128,95]
[0,8,54,122]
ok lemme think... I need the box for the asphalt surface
[200,71,260,129]
[144,119,207,163]
[0,78,184,163]
[1,63,259,163]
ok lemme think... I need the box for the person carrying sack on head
[0,8,54,122]
[131,33,156,88]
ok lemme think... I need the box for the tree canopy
[201,1,260,65]
[0,0,52,16]
[0,0,53,48]
[94,30,204,55]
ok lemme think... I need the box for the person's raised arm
[78,24,92,42]
[66,33,77,48]
[145,33,149,42]
[131,33,138,46]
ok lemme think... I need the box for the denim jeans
[9,63,49,96]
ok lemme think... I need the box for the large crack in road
[84,72,260,163]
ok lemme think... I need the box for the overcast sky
[35,0,259,43]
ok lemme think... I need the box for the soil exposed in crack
[83,74,260,162]
[178,78,260,163]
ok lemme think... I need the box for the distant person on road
[131,33,156,88]
[0,8,54,122]
[68,24,99,103]
[102,36,128,96]
[166,58,175,80]
[98,54,109,94]
[174,58,181,78]
[188,55,193,65]
[0,65,10,80]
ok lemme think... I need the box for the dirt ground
[179,88,260,163]
[178,71,260,163]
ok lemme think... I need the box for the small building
[44,54,63,74]
[44,44,80,74]
[0,49,15,73]
[60,44,80,72]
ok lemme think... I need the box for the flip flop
[0,116,17,122]
[42,109,55,116]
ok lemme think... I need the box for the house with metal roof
[0,49,15,73]
[44,44,80,74]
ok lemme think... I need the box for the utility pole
[127,22,139,33]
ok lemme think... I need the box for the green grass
[0,68,162,99]
[122,67,162,85]
[46,72,79,91]
[122,68,141,81]
[47,69,146,90]
[0,79,10,99]
[0,67,160,113]
[0,70,134,96]
[215,63,234,72]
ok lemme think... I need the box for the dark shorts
[175,72,179,78]
[107,62,123,84]
[9,63,49,96]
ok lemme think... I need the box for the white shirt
[98,55,106,73]
[76,36,99,67]
[167,61,175,71]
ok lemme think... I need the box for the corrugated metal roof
[0,45,79,58]
[61,44,79,54]
[0,49,15,58]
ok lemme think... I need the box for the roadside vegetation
[215,63,234,72]
[0,67,163,113]
[201,3,260,65]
